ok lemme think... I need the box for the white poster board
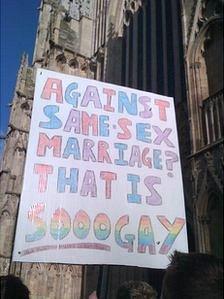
[13,68,188,268]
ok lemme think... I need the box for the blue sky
[0,0,40,156]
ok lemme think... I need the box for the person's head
[0,275,30,299]
[161,251,223,299]
[116,280,157,299]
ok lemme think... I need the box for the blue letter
[153,149,162,169]
[114,143,128,166]
[39,105,62,129]
[99,115,109,137]
[57,167,79,193]
[63,137,81,160]
[118,91,137,115]
[127,174,141,203]
[136,123,151,143]
[65,82,80,107]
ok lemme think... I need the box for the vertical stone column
[0,55,32,276]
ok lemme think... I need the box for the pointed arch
[187,15,223,150]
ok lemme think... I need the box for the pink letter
[98,141,112,164]
[103,88,116,112]
[82,112,98,136]
[100,171,117,199]
[117,118,132,140]
[34,164,53,192]
[37,133,62,157]
[142,148,152,168]
[41,78,63,103]
[154,99,170,121]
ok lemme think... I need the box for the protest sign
[13,68,188,268]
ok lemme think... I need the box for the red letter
[154,99,170,121]
[100,171,117,199]
[117,118,132,140]
[98,141,112,164]
[142,148,152,168]
[41,78,63,103]
[82,112,98,136]
[37,133,62,157]
[34,164,53,192]
[103,88,116,112]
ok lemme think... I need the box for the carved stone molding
[0,194,19,219]
[80,58,89,72]
[89,57,97,72]
[204,150,223,192]
[15,262,82,298]
[187,0,197,43]
[97,47,105,61]
[187,0,223,47]
[56,53,67,64]
[197,1,222,41]
[0,257,10,275]
[123,0,142,26]
[0,194,20,257]
[200,28,212,56]
[124,0,142,13]
[192,157,207,198]
[68,57,79,69]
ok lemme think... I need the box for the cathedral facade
[0,0,223,298]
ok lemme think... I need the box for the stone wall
[0,1,98,298]
[181,0,223,255]
[1,0,223,298]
